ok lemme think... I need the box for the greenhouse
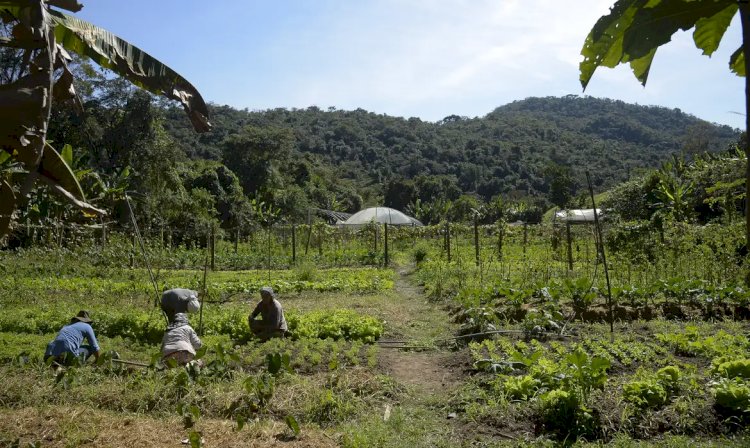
[554,208,603,224]
[338,207,423,226]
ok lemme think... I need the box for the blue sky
[76,0,745,129]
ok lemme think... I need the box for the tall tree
[579,0,750,250]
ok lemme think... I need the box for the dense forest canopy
[8,60,739,244]
[162,94,736,213]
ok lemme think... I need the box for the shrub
[293,261,319,282]
[411,243,429,265]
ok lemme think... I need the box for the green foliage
[714,359,750,380]
[539,389,580,434]
[563,277,598,312]
[623,379,668,409]
[502,374,540,401]
[284,414,301,438]
[713,378,750,415]
[564,348,610,403]
[0,304,382,344]
[656,327,750,359]
[580,0,740,88]
[623,367,680,408]
[537,388,600,440]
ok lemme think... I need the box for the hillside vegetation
[16,64,736,245]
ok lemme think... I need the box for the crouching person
[248,286,288,341]
[161,313,202,366]
[44,310,101,366]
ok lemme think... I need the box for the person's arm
[269,301,284,329]
[84,324,101,360]
[189,327,202,350]
[250,302,262,320]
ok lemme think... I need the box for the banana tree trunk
[742,2,750,285]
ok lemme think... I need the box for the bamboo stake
[586,171,613,335]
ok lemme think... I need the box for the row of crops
[9,219,746,286]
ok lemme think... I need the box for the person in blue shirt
[44,310,101,365]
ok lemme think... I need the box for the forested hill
[163,95,737,212]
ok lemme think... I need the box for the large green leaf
[38,173,106,216]
[48,9,211,132]
[60,143,73,167]
[623,0,734,59]
[580,0,645,89]
[39,142,84,201]
[693,3,738,56]
[581,0,739,89]
[730,45,745,76]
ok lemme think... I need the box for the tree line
[4,57,739,246]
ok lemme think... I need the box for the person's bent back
[161,313,202,366]
[248,286,287,341]
[45,310,101,366]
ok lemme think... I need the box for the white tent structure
[554,208,603,224]
[338,207,423,227]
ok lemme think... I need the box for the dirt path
[378,265,466,396]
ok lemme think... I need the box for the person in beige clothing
[248,286,287,341]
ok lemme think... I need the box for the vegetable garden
[1,218,749,447]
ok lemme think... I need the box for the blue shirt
[45,321,100,357]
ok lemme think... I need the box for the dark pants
[45,345,95,366]
[249,320,286,341]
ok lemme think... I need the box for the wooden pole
[267,225,272,282]
[586,171,613,335]
[210,226,216,271]
[130,231,136,268]
[304,210,312,256]
[446,221,451,263]
[497,221,504,261]
[199,251,208,336]
[566,221,574,272]
[292,224,297,265]
[318,224,323,257]
[234,226,239,254]
[474,216,480,266]
[100,217,106,247]
[523,223,528,254]
[384,223,389,266]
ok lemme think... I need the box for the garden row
[0,306,384,344]
[0,266,394,300]
[462,322,750,441]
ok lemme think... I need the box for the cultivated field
[1,222,749,447]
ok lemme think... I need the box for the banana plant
[580,0,750,254]
[0,0,211,238]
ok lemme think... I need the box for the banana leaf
[48,9,211,132]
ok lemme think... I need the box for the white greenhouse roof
[554,209,603,224]
[338,207,423,226]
